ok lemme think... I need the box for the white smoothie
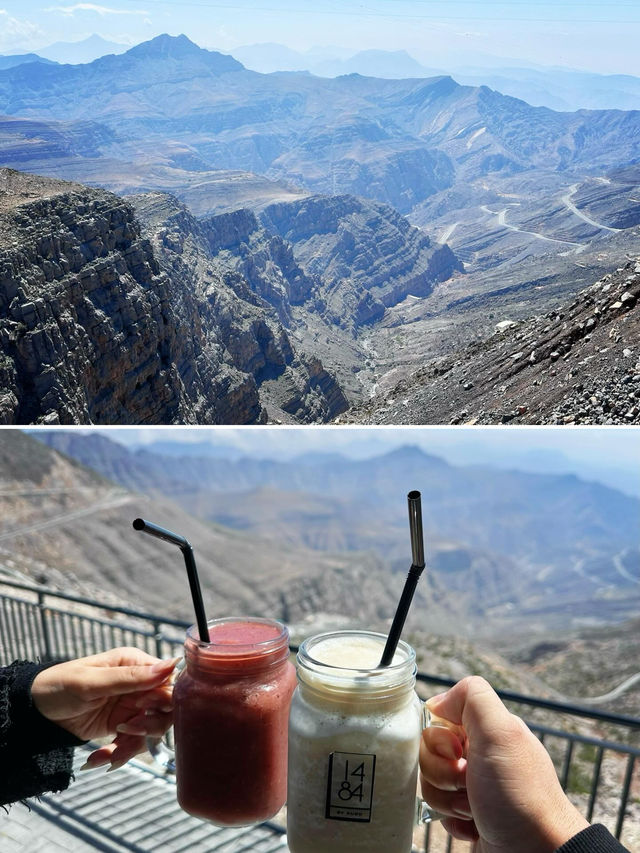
[287,632,422,853]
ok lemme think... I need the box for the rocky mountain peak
[124,33,244,72]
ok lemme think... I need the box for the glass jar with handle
[152,616,297,826]
[287,630,438,853]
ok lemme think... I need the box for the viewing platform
[1,744,288,853]
[1,578,638,852]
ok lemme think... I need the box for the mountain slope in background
[0,431,405,627]
[0,54,56,71]
[36,35,130,65]
[339,255,640,425]
[231,42,640,112]
[31,431,640,638]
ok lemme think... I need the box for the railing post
[37,590,53,662]
[560,739,575,790]
[587,746,604,822]
[153,621,163,659]
[615,755,635,840]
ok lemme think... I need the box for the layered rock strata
[0,170,348,424]
[260,194,462,330]
[132,191,349,423]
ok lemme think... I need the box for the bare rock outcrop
[259,194,462,330]
[132,191,349,423]
[0,169,348,424]
[339,244,640,425]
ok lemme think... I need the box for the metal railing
[1,578,638,852]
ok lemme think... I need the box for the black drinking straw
[132,518,209,643]
[379,491,426,667]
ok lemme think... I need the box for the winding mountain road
[0,489,133,542]
[480,204,584,247]
[561,183,622,232]
[564,672,640,706]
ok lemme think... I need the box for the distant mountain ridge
[31,431,640,640]
[0,54,56,70]
[231,42,640,112]
[35,34,129,65]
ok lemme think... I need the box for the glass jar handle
[416,797,443,825]
[146,655,184,774]
[416,701,468,825]
[148,736,176,773]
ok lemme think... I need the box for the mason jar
[170,616,297,825]
[287,630,425,853]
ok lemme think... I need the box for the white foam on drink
[311,635,403,670]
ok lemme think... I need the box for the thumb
[80,658,179,699]
[426,676,513,747]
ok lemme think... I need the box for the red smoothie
[173,617,297,826]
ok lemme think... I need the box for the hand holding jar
[420,676,591,853]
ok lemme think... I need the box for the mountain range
[5,36,640,111]
[232,43,640,112]
[5,428,639,716]
[2,34,639,213]
[1,34,640,424]
[29,430,640,638]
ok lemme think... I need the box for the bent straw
[133,518,209,643]
[379,490,426,667]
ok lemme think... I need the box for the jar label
[325,751,376,822]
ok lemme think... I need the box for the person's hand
[31,647,178,771]
[420,676,589,853]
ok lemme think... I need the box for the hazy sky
[2,0,640,74]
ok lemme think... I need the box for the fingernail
[434,740,462,761]
[79,755,110,771]
[107,759,127,773]
[116,723,146,735]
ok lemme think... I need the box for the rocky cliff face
[0,169,347,424]
[131,191,349,423]
[197,206,320,323]
[0,169,256,424]
[259,194,462,330]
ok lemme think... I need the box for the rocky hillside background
[339,253,640,425]
[31,431,640,639]
[0,169,458,424]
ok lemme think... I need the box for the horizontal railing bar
[527,723,640,757]
[39,604,162,638]
[413,671,640,730]
[0,579,191,629]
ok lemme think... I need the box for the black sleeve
[0,660,86,807]
[556,824,630,853]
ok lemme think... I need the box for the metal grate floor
[14,746,289,853]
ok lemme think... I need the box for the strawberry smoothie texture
[174,618,296,825]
